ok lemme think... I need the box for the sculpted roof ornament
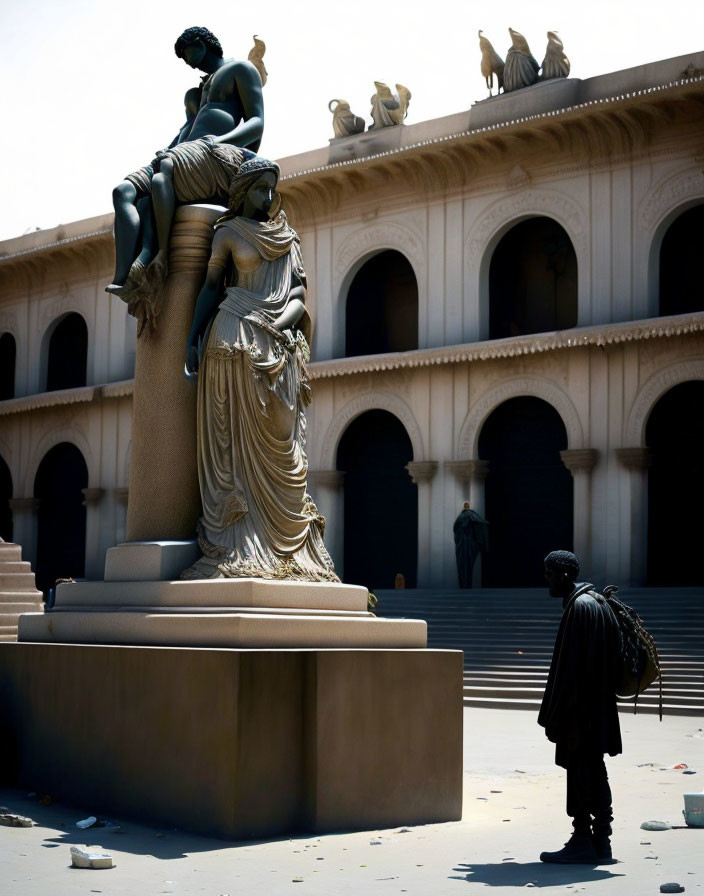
[329,99,365,139]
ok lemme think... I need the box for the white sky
[1,0,702,242]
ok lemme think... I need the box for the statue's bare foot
[105,282,128,296]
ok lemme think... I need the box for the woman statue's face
[243,171,278,219]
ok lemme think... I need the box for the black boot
[592,812,615,863]
[540,831,599,864]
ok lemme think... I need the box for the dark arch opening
[345,251,418,357]
[337,409,417,589]
[0,455,12,541]
[489,217,578,339]
[646,381,704,585]
[46,313,88,392]
[659,204,704,317]
[479,396,573,586]
[0,332,16,400]
[34,442,88,594]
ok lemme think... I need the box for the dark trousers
[565,752,613,836]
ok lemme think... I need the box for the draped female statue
[182,157,338,582]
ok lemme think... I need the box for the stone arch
[638,167,704,316]
[464,188,589,338]
[319,392,424,471]
[458,376,584,459]
[332,221,427,357]
[24,425,97,499]
[625,360,704,447]
[0,331,17,400]
[40,310,89,391]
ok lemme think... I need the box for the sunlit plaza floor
[2,707,702,895]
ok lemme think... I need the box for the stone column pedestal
[560,448,599,570]
[7,498,40,567]
[615,447,653,585]
[126,204,225,542]
[405,462,438,587]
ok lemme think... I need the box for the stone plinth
[0,643,463,839]
[17,578,426,648]
[126,204,225,542]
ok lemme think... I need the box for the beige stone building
[1,51,702,595]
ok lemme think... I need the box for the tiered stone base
[0,642,463,838]
[0,542,43,642]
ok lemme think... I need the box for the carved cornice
[280,77,704,222]
[308,470,346,489]
[308,312,704,381]
[0,379,135,417]
[560,448,599,474]
[445,459,490,483]
[615,447,653,471]
[405,461,439,484]
[0,386,98,416]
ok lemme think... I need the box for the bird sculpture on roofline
[478,30,505,96]
[541,31,571,80]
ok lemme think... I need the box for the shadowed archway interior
[345,250,418,357]
[34,442,88,594]
[46,313,88,392]
[0,455,12,542]
[0,332,16,400]
[659,204,704,317]
[479,397,573,587]
[489,217,577,339]
[646,380,704,585]
[337,409,417,589]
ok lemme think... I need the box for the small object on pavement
[640,820,672,831]
[682,769,696,775]
[70,846,114,869]
[659,885,685,894]
[0,813,33,827]
[673,764,688,769]
[76,816,98,829]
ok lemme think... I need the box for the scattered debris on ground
[641,820,672,831]
[76,816,98,829]
[70,846,114,869]
[0,813,33,827]
[659,884,685,894]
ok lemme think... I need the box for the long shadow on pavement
[451,861,625,887]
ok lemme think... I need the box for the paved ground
[2,707,702,895]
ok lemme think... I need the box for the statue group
[110,27,337,583]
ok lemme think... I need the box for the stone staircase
[375,588,704,716]
[0,540,44,641]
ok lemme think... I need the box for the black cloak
[453,509,489,588]
[538,583,622,768]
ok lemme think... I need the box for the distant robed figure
[453,502,489,588]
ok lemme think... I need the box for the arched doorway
[34,443,88,594]
[0,455,12,541]
[646,381,704,585]
[659,204,704,316]
[0,332,16,400]
[345,251,418,356]
[337,410,417,589]
[489,217,578,339]
[479,397,573,586]
[46,313,88,391]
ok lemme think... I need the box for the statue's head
[174,27,224,70]
[544,549,579,598]
[227,158,280,220]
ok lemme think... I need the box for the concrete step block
[0,545,22,561]
[0,573,42,591]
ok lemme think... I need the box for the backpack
[602,585,663,719]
